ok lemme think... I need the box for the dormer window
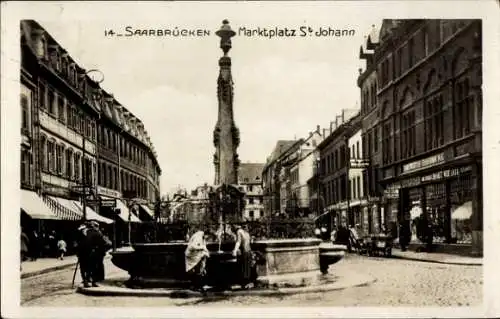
[61,56,68,77]
[48,46,60,71]
[40,37,47,60]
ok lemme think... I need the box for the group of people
[76,220,113,288]
[21,228,69,263]
[184,223,255,294]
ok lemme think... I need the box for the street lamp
[79,69,105,222]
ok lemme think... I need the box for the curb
[76,274,376,298]
[390,253,482,266]
[21,255,112,279]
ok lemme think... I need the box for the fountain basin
[111,238,327,288]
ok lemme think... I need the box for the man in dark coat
[77,221,111,287]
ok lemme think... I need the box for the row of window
[364,76,477,166]
[20,148,33,186]
[362,80,378,113]
[98,124,148,167]
[320,145,348,176]
[97,161,149,199]
[40,39,90,99]
[39,82,97,141]
[378,20,468,88]
[322,176,348,206]
[350,175,363,200]
[39,134,152,200]
[350,141,362,160]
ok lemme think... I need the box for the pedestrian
[29,230,39,261]
[57,237,67,260]
[21,229,29,263]
[232,223,253,289]
[76,223,91,287]
[85,220,112,286]
[399,219,411,251]
[185,230,210,293]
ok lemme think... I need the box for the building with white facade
[238,163,265,220]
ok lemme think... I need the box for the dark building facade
[358,19,482,254]
[316,109,360,231]
[20,20,162,245]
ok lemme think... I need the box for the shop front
[396,165,475,246]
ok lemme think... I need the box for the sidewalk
[391,248,483,266]
[21,253,112,279]
[21,255,79,279]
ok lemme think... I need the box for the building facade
[237,163,265,220]
[358,19,482,253]
[283,129,323,218]
[316,109,359,230]
[20,20,162,243]
[262,140,298,217]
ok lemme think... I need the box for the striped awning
[139,204,155,218]
[72,201,115,224]
[116,199,141,223]
[45,196,81,220]
[21,190,59,220]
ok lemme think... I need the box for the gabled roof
[238,163,265,184]
[264,140,296,170]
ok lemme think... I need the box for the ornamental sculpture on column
[213,19,240,186]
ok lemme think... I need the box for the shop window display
[450,174,473,244]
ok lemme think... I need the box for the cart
[366,234,393,257]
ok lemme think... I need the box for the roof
[238,163,265,184]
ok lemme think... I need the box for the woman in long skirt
[185,230,210,293]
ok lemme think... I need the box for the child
[57,238,67,260]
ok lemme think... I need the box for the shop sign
[97,186,121,198]
[400,177,421,188]
[421,166,472,183]
[384,183,400,198]
[402,153,445,173]
[350,159,370,169]
[383,168,394,179]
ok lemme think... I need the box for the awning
[115,200,141,223]
[452,201,473,220]
[72,201,115,224]
[21,190,59,220]
[49,197,83,221]
[140,204,154,217]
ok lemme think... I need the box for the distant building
[282,128,323,218]
[238,163,265,220]
[262,140,298,216]
[316,109,360,231]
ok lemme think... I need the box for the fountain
[91,20,349,296]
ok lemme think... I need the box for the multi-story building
[358,19,482,254]
[282,128,323,218]
[237,163,265,220]
[316,109,359,231]
[262,140,298,217]
[20,20,162,244]
[188,184,213,222]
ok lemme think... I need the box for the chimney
[316,125,320,133]
[323,128,327,137]
[358,68,363,75]
[330,121,334,134]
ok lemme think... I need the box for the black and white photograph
[1,1,499,318]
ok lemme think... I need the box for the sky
[26,3,385,194]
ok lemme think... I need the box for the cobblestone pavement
[22,254,482,307]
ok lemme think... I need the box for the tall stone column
[213,20,240,185]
